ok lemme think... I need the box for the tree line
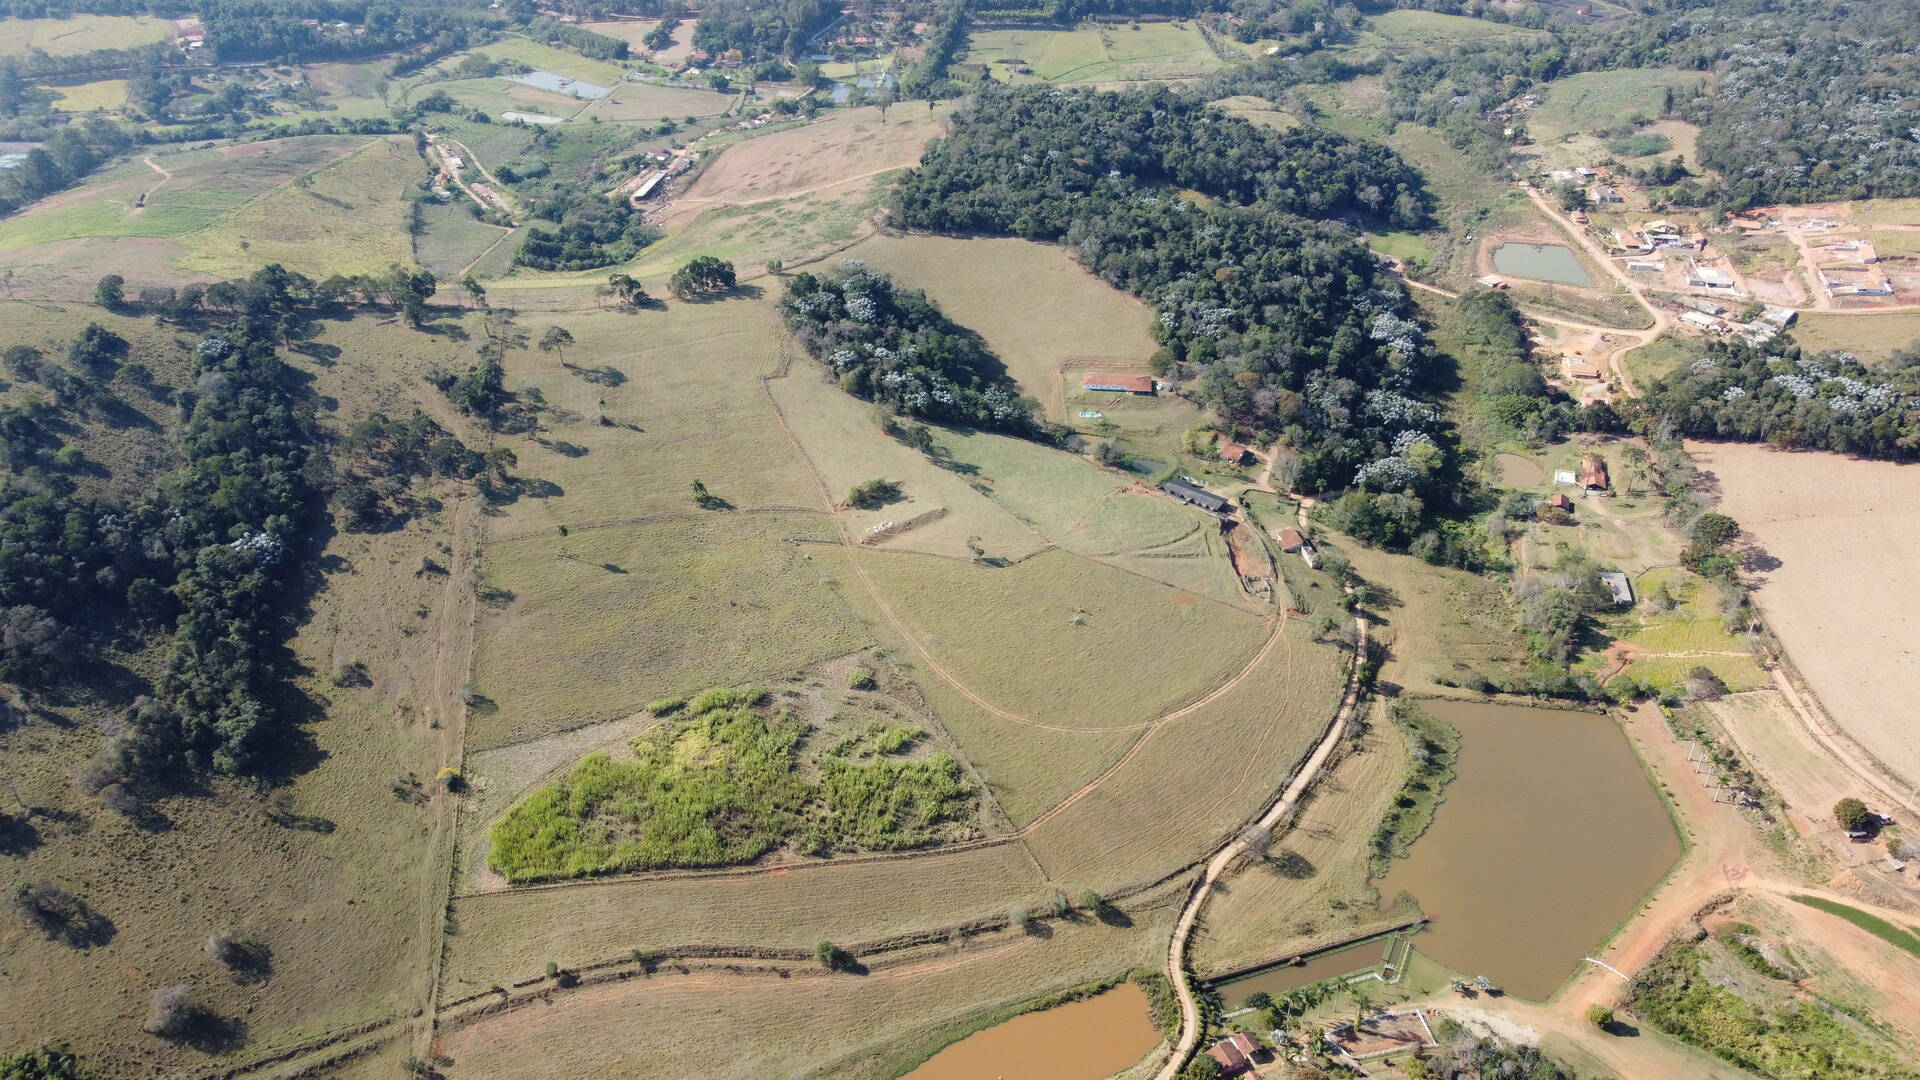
[779,261,1047,438]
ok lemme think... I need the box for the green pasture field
[586,80,736,121]
[1527,69,1708,144]
[0,14,170,57]
[1866,230,1920,259]
[413,197,513,277]
[468,36,633,87]
[1018,610,1345,891]
[1579,567,1767,694]
[0,309,485,1077]
[0,136,367,255]
[483,175,892,307]
[439,913,1171,1080]
[46,78,128,112]
[1336,538,1535,697]
[434,76,588,122]
[1366,229,1436,265]
[1622,333,1698,385]
[850,544,1269,733]
[1792,311,1920,363]
[967,23,1225,84]
[1190,706,1413,975]
[838,232,1159,423]
[443,841,1048,990]
[1358,10,1546,47]
[819,53,895,80]
[178,135,424,279]
[1836,197,1920,227]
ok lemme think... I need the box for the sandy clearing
[1688,442,1920,785]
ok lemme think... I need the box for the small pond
[900,984,1161,1080]
[1213,938,1386,1007]
[506,70,610,99]
[1491,242,1594,287]
[500,110,564,125]
[1378,700,1680,1000]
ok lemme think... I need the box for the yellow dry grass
[850,546,1270,733]
[1688,441,1920,784]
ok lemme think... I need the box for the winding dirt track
[1150,596,1371,1080]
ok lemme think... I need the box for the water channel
[1215,937,1391,1008]
[1377,700,1681,999]
[1491,242,1594,287]
[899,983,1161,1080]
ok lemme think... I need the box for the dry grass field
[0,13,170,56]
[838,232,1158,420]
[1705,690,1860,829]
[1792,311,1920,362]
[966,24,1225,84]
[663,106,953,229]
[1019,612,1345,892]
[438,912,1172,1080]
[1689,441,1920,783]
[178,135,424,278]
[1188,704,1410,975]
[444,840,1048,991]
[850,547,1269,732]
[582,18,699,64]
[468,515,869,749]
[0,309,487,1075]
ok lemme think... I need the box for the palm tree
[539,325,574,366]
[1350,984,1375,1031]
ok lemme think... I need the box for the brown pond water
[1214,938,1386,1008]
[1378,700,1680,1000]
[900,983,1161,1080]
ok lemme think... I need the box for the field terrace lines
[1152,604,1372,1080]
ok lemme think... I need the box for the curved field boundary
[1151,606,1372,1080]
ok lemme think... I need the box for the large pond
[506,70,610,99]
[1378,700,1680,1000]
[900,984,1161,1080]
[1491,242,1594,287]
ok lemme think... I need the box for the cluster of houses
[1810,237,1894,298]
[1677,299,1797,343]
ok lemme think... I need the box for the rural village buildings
[1208,1031,1263,1076]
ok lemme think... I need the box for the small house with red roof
[1219,442,1251,464]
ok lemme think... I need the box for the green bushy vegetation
[487,687,974,882]
[1633,937,1920,1079]
[1790,895,1920,958]
[1368,702,1460,874]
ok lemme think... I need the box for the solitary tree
[1835,797,1871,832]
[606,273,647,307]
[1586,1004,1615,1029]
[538,326,574,365]
[93,274,125,309]
[668,256,736,299]
[461,275,487,308]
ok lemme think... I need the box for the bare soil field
[1793,310,1920,363]
[661,105,953,229]
[839,232,1159,419]
[1689,441,1920,784]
